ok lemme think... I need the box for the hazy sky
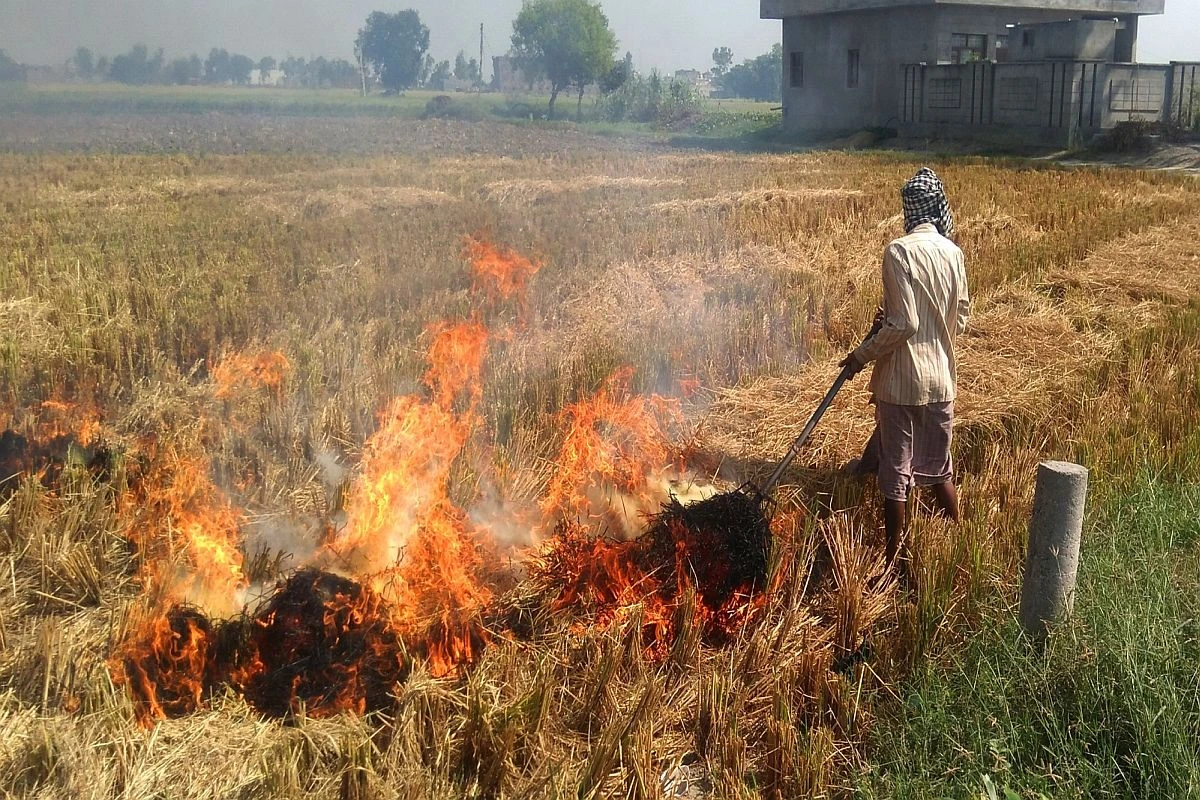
[0,1,1197,75]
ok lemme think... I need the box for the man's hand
[868,306,885,338]
[839,351,866,379]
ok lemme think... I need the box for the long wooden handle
[761,363,853,494]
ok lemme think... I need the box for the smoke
[313,447,347,488]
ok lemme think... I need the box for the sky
[0,1,1197,76]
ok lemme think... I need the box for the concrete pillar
[1114,16,1137,64]
[1019,461,1088,640]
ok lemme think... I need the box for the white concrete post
[1019,461,1089,640]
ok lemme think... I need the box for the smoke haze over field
[0,1,1196,76]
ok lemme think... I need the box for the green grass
[0,83,483,117]
[0,82,783,139]
[860,476,1200,799]
[860,304,1200,799]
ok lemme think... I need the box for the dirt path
[1059,142,1200,174]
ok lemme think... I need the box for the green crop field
[0,93,1197,799]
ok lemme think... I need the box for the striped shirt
[852,223,970,406]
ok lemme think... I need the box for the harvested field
[1,112,1199,799]
[0,111,647,157]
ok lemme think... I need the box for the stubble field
[1,110,1199,799]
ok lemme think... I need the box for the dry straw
[1,140,1198,798]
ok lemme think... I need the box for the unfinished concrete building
[762,0,1198,142]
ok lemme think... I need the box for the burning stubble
[107,235,765,724]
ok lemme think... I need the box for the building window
[790,52,804,88]
[847,49,860,89]
[928,78,963,109]
[951,33,988,64]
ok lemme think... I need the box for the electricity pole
[479,23,485,89]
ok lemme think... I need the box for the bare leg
[884,498,907,566]
[930,480,961,522]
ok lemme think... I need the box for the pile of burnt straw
[118,491,774,720]
[0,429,116,494]
[120,569,410,720]
[538,487,774,645]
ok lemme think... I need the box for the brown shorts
[875,400,954,501]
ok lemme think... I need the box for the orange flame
[541,368,683,534]
[329,396,470,572]
[541,513,770,662]
[212,350,290,399]
[38,397,102,446]
[110,607,215,723]
[121,447,246,614]
[424,319,489,413]
[324,319,493,677]
[111,233,772,723]
[464,235,542,310]
[227,569,408,718]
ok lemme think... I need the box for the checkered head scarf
[901,167,954,238]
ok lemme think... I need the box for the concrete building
[249,69,286,87]
[761,0,1168,133]
[674,69,716,97]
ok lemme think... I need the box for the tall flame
[424,319,489,413]
[122,448,247,614]
[541,368,683,537]
[324,319,493,676]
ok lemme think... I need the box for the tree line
[711,44,782,103]
[355,2,783,116]
[64,45,361,89]
[356,1,637,118]
[0,1,784,108]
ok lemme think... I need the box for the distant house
[250,69,286,87]
[760,0,1199,141]
[674,69,715,97]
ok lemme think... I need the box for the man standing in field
[840,168,970,567]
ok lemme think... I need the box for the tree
[167,55,202,85]
[427,60,451,91]
[0,50,25,83]
[73,47,95,79]
[205,48,231,83]
[96,55,110,78]
[721,44,782,102]
[511,0,617,119]
[600,50,632,94]
[454,52,481,83]
[711,46,733,78]
[311,57,360,89]
[356,10,430,93]
[229,53,255,85]
[281,56,306,85]
[257,56,276,84]
[109,44,161,85]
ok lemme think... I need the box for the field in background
[1,111,1199,798]
[0,83,780,134]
